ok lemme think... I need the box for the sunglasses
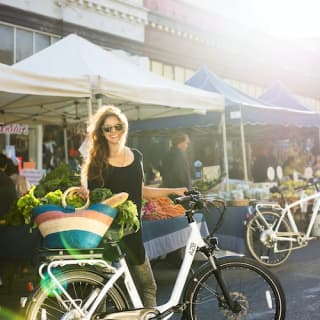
[102,124,123,133]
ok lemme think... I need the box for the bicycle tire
[183,256,286,320]
[246,210,292,267]
[25,267,129,320]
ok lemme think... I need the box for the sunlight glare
[186,0,320,38]
[257,0,320,38]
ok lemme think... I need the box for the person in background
[81,105,186,307]
[313,154,320,176]
[5,156,30,197]
[160,132,192,189]
[252,146,277,182]
[283,156,301,178]
[0,154,17,218]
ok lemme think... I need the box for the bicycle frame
[256,190,320,244]
[38,219,209,320]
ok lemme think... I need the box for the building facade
[1,0,320,177]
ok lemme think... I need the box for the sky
[183,0,320,39]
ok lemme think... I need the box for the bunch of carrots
[142,197,185,220]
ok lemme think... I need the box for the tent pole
[64,128,68,164]
[240,106,248,180]
[62,116,69,164]
[5,133,10,149]
[36,125,43,170]
[87,97,93,118]
[95,93,103,109]
[221,112,229,191]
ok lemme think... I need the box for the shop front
[0,123,42,168]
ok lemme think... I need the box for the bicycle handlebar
[174,190,226,210]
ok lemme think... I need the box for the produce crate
[226,199,250,207]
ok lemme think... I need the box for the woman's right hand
[79,185,89,200]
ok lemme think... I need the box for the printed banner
[0,124,29,135]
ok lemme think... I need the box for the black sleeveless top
[88,149,146,265]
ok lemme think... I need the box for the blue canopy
[130,111,220,132]
[186,67,320,128]
[259,81,310,111]
[130,67,320,131]
[186,67,320,181]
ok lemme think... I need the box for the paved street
[271,239,320,319]
[156,241,320,319]
[1,240,320,319]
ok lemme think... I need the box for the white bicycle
[25,190,286,319]
[246,176,320,267]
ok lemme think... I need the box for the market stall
[142,213,208,260]
[202,205,249,254]
[186,67,320,181]
[0,34,224,169]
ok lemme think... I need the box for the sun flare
[186,0,320,38]
[256,0,320,38]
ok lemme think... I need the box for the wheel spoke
[246,211,292,267]
[26,269,128,320]
[185,257,286,320]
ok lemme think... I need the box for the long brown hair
[81,105,128,187]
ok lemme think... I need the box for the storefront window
[9,134,29,161]
[35,33,50,53]
[16,29,33,63]
[51,36,60,44]
[163,64,174,79]
[174,66,185,83]
[0,23,59,64]
[0,24,14,64]
[150,59,195,83]
[151,60,162,75]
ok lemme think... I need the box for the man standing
[161,132,192,189]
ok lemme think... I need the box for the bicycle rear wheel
[25,267,129,320]
[184,256,286,320]
[246,210,292,267]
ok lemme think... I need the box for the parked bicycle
[24,190,286,319]
[245,176,320,267]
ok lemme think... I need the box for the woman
[81,105,186,307]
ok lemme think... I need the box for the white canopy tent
[1,34,224,124]
[0,34,225,171]
[0,62,91,124]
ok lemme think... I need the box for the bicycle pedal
[172,303,186,312]
[153,304,187,320]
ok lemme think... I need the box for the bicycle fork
[203,239,242,314]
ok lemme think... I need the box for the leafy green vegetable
[42,190,63,205]
[90,188,113,204]
[34,163,80,197]
[65,192,86,208]
[111,200,140,239]
[16,186,41,225]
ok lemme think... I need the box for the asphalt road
[154,240,320,320]
[270,238,320,320]
[1,240,320,319]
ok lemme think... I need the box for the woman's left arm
[142,185,187,200]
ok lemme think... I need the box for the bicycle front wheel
[246,210,292,267]
[25,268,129,320]
[184,256,286,320]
